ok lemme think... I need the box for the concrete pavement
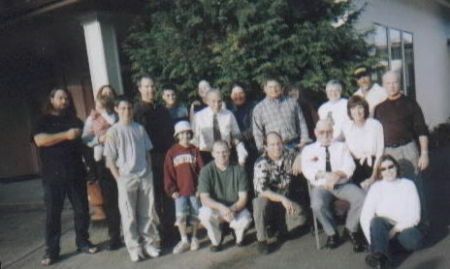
[1,146,450,269]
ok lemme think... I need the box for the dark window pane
[373,24,389,84]
[403,32,416,98]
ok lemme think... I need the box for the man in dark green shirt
[198,141,252,251]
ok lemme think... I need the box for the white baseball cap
[173,121,192,137]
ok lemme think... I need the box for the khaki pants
[385,141,419,179]
[198,207,252,245]
[117,173,160,256]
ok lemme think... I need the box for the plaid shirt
[252,96,310,151]
[253,149,297,196]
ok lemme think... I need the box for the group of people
[32,66,429,268]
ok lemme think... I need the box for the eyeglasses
[317,130,333,135]
[380,164,395,172]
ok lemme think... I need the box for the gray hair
[382,71,400,82]
[325,79,343,92]
[198,80,211,89]
[206,88,222,99]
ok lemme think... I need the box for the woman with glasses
[360,154,423,269]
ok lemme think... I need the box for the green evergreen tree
[124,0,374,101]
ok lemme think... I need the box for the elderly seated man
[301,119,366,252]
[198,140,252,252]
[253,132,307,254]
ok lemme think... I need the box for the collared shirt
[353,83,387,116]
[318,98,350,139]
[252,96,311,151]
[301,141,355,187]
[193,107,241,152]
[360,178,421,244]
[374,95,429,146]
[342,118,384,160]
[253,149,297,196]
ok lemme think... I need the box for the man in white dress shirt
[193,89,247,165]
[353,66,387,116]
[301,119,365,251]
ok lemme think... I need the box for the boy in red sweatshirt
[164,121,204,254]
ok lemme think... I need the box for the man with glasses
[301,119,365,252]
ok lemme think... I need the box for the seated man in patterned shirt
[253,132,307,254]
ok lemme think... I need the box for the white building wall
[354,0,450,127]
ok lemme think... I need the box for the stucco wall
[355,0,450,127]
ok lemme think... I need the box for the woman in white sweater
[341,96,384,189]
[360,154,423,268]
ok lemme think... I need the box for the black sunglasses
[380,164,395,172]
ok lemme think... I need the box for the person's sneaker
[190,237,200,251]
[257,241,269,254]
[210,244,222,252]
[324,233,339,249]
[107,239,123,251]
[129,249,145,262]
[144,245,160,258]
[173,240,190,254]
[365,253,389,269]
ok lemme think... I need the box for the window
[371,24,416,98]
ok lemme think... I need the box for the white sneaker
[144,245,160,258]
[129,249,145,262]
[190,237,199,251]
[173,240,190,254]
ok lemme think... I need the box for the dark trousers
[352,156,375,186]
[96,161,121,241]
[253,197,306,242]
[370,217,422,255]
[43,179,91,258]
[151,152,175,244]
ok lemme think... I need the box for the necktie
[213,113,221,141]
[325,146,331,172]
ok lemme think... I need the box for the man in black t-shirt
[33,89,98,266]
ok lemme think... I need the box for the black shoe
[210,244,222,252]
[107,239,123,251]
[325,234,339,249]
[365,253,389,269]
[77,242,99,254]
[257,241,270,255]
[346,230,366,253]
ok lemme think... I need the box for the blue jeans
[174,196,200,226]
[370,217,423,255]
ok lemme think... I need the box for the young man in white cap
[164,121,204,254]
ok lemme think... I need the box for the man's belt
[283,138,299,145]
[386,140,413,148]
